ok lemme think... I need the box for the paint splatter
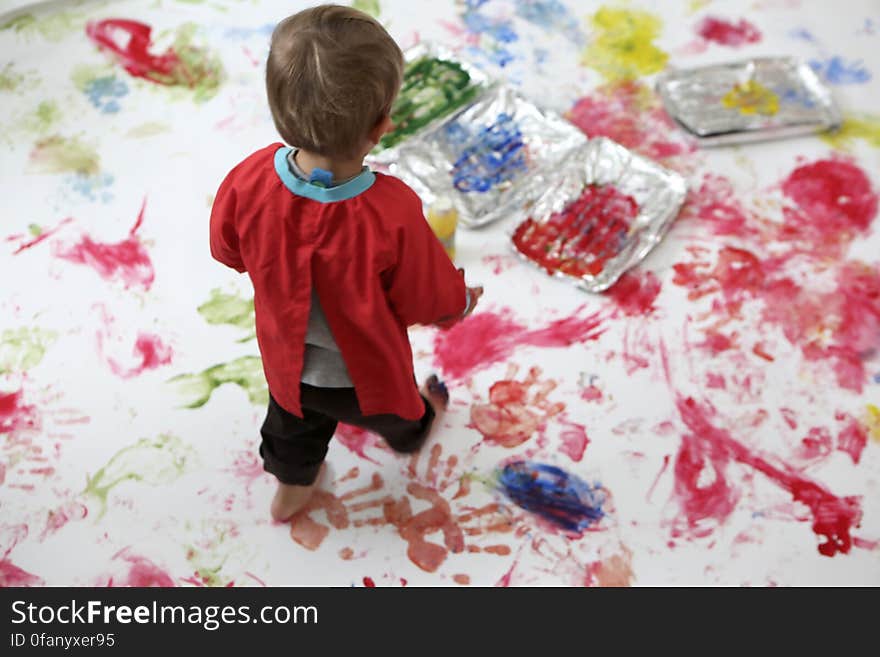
[0,389,40,436]
[107,548,175,587]
[837,417,868,465]
[24,100,60,134]
[54,200,154,290]
[675,396,862,556]
[84,75,129,113]
[433,306,604,381]
[40,502,88,541]
[84,434,195,516]
[470,366,565,447]
[447,112,527,193]
[168,355,268,408]
[0,62,26,91]
[822,114,880,150]
[586,546,634,586]
[566,81,694,161]
[810,57,871,85]
[864,405,880,443]
[722,80,780,116]
[29,135,100,176]
[515,0,583,43]
[197,288,255,340]
[0,525,42,586]
[95,306,173,378]
[695,17,762,47]
[456,0,519,68]
[513,184,640,278]
[7,217,73,255]
[558,417,589,462]
[607,270,662,317]
[496,461,606,534]
[1,9,85,41]
[86,19,223,102]
[334,424,385,464]
[582,7,668,81]
[0,327,56,374]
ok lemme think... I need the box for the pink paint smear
[695,17,762,47]
[54,198,154,290]
[434,307,604,381]
[674,396,862,556]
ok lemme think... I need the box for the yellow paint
[687,0,711,13]
[582,7,669,82]
[865,404,880,443]
[821,114,880,151]
[721,80,780,116]
[426,198,458,261]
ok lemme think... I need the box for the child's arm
[383,210,469,329]
[209,180,246,273]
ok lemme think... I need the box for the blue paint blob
[68,172,115,202]
[788,27,817,42]
[448,112,527,193]
[461,0,519,67]
[224,23,276,39]
[809,56,871,85]
[873,372,880,384]
[514,0,584,44]
[84,76,128,114]
[497,461,606,532]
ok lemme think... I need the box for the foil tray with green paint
[368,42,493,165]
[656,57,842,146]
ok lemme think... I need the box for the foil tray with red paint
[655,57,842,146]
[510,137,687,293]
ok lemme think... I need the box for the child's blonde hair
[266,4,403,159]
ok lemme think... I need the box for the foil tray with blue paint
[656,57,842,146]
[384,84,589,228]
[509,137,687,293]
[367,42,494,167]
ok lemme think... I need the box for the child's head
[266,4,403,160]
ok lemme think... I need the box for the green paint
[24,101,61,134]
[1,9,84,42]
[198,289,255,341]
[84,434,195,517]
[126,122,171,138]
[822,114,880,150]
[152,23,224,102]
[353,0,381,17]
[168,356,267,408]
[582,6,669,81]
[377,56,480,150]
[28,224,42,237]
[71,63,115,92]
[0,63,24,91]
[29,134,100,176]
[0,327,56,374]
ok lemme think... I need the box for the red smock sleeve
[209,177,246,273]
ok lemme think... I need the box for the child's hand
[463,285,483,319]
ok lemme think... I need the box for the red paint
[393,484,465,573]
[55,199,154,290]
[434,307,604,380]
[676,396,862,556]
[836,418,867,465]
[40,502,88,541]
[362,576,376,587]
[8,217,73,255]
[109,548,175,586]
[700,330,735,354]
[0,560,43,586]
[646,454,671,502]
[752,343,774,361]
[781,159,878,257]
[797,427,832,461]
[334,424,384,464]
[682,175,756,238]
[580,385,603,402]
[696,17,762,47]
[513,185,639,278]
[705,372,726,389]
[558,417,589,462]
[607,270,662,317]
[470,367,564,448]
[566,81,694,160]
[86,19,181,85]
[0,390,39,435]
[780,408,798,430]
[95,304,172,377]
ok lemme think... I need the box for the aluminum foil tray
[385,84,588,228]
[368,42,493,165]
[656,57,842,146]
[510,137,687,293]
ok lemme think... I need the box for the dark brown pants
[259,384,435,485]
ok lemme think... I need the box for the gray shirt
[288,151,354,388]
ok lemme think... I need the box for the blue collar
[273,146,375,202]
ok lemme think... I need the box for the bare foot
[421,374,449,430]
[270,464,325,522]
